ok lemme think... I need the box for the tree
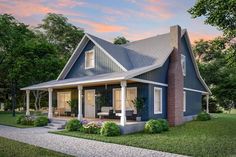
[188,0,236,38]
[113,36,129,45]
[38,13,84,57]
[193,38,236,112]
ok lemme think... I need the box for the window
[154,87,162,114]
[183,91,186,112]
[85,50,95,69]
[113,87,137,113]
[181,54,186,76]
[57,92,71,110]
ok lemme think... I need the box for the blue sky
[0,0,222,43]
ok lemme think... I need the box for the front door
[84,90,96,118]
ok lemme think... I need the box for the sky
[0,0,222,43]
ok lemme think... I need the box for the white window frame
[57,91,71,110]
[181,54,186,76]
[85,50,95,69]
[183,91,186,112]
[154,87,162,114]
[112,87,137,113]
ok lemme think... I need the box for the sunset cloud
[189,31,220,43]
[72,19,127,33]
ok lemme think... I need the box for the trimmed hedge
[197,112,211,121]
[145,119,163,134]
[16,115,25,124]
[34,116,48,127]
[65,119,82,131]
[100,121,120,136]
[158,119,169,131]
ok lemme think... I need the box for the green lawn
[53,113,236,157]
[0,112,32,128]
[0,136,71,157]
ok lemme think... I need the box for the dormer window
[85,50,95,69]
[181,54,186,76]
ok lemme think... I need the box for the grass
[53,113,236,157]
[0,111,32,128]
[0,136,71,157]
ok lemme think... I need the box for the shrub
[100,121,120,136]
[16,115,25,124]
[83,122,102,134]
[34,116,48,127]
[65,119,82,131]
[145,119,163,134]
[158,119,169,131]
[197,112,211,121]
[20,116,34,125]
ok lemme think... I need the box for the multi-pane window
[57,92,71,110]
[154,87,162,114]
[85,50,95,69]
[181,54,186,76]
[113,87,137,113]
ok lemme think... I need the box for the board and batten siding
[184,90,202,116]
[181,37,207,91]
[65,40,123,79]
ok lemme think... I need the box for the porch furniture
[54,108,66,117]
[115,110,134,117]
[97,107,113,119]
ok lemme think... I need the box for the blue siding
[147,84,168,119]
[181,37,206,91]
[65,40,123,79]
[135,58,170,84]
[184,90,202,116]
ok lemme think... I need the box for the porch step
[45,119,67,130]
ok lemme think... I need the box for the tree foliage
[38,13,84,57]
[193,38,236,111]
[188,0,236,38]
[113,36,129,45]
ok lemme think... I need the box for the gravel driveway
[0,125,187,157]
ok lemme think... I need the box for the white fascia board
[183,31,212,95]
[86,34,128,72]
[21,77,125,91]
[130,78,168,87]
[57,35,88,80]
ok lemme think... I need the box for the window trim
[154,87,162,114]
[181,54,186,76]
[183,91,186,112]
[85,50,95,69]
[57,91,71,109]
[112,87,137,112]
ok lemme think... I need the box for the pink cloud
[189,31,220,43]
[56,0,85,7]
[72,19,127,33]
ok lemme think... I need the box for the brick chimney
[167,25,184,126]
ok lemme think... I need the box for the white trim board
[130,78,208,94]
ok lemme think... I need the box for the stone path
[0,125,187,157]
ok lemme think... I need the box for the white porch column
[77,85,83,120]
[26,90,30,116]
[120,80,127,126]
[206,94,209,113]
[48,88,53,119]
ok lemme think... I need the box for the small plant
[20,116,34,126]
[197,112,211,121]
[16,115,25,124]
[65,119,82,131]
[83,122,102,134]
[158,119,169,131]
[100,121,121,136]
[145,119,163,134]
[34,116,48,127]
[132,97,145,116]
[67,100,77,113]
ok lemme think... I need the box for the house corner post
[48,88,53,119]
[26,90,30,116]
[120,80,127,126]
[77,85,83,120]
[206,94,209,113]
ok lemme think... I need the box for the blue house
[21,25,211,127]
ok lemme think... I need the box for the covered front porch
[22,73,147,126]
